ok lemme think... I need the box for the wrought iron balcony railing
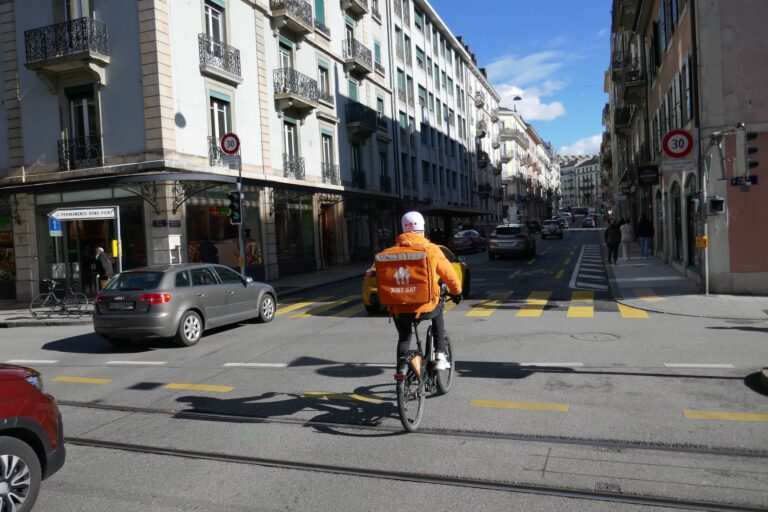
[25,17,109,64]
[343,38,372,68]
[352,168,366,188]
[283,153,305,180]
[477,151,490,167]
[198,33,241,78]
[321,162,340,185]
[318,88,334,104]
[345,101,377,130]
[380,175,391,193]
[474,90,486,107]
[270,0,313,28]
[58,135,101,171]
[273,67,319,102]
[314,18,330,37]
[377,113,388,129]
[375,61,385,75]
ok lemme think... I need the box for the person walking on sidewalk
[619,218,634,262]
[636,214,654,259]
[604,219,620,264]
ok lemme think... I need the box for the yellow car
[361,245,471,314]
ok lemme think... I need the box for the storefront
[273,189,316,276]
[0,198,15,299]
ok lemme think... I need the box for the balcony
[341,0,368,19]
[273,68,318,117]
[318,87,334,105]
[321,162,340,185]
[616,57,645,103]
[477,151,489,168]
[375,61,385,76]
[58,135,101,171]
[474,90,486,108]
[492,137,500,149]
[342,38,373,78]
[499,127,528,147]
[477,183,491,198]
[25,17,110,86]
[314,18,330,38]
[380,175,392,193]
[493,162,502,176]
[614,106,632,130]
[476,120,487,138]
[198,34,242,85]
[490,109,499,123]
[352,168,367,188]
[270,0,314,41]
[377,113,388,131]
[345,101,377,141]
[500,151,512,163]
[283,153,305,180]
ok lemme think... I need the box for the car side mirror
[245,276,253,284]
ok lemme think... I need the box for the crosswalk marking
[684,410,768,423]
[633,288,665,302]
[516,291,551,318]
[470,400,569,412]
[617,304,649,319]
[277,297,331,315]
[290,295,357,318]
[567,291,594,318]
[466,292,511,317]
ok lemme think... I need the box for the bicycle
[395,291,456,432]
[29,279,90,319]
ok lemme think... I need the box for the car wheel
[175,310,203,347]
[256,294,276,323]
[0,437,42,512]
[462,273,471,299]
[364,304,380,315]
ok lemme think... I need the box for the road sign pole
[115,206,123,273]
[237,155,246,276]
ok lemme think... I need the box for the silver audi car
[93,264,277,347]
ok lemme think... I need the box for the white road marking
[6,359,58,364]
[576,281,608,290]
[106,361,167,366]
[569,245,586,290]
[504,362,584,367]
[223,363,288,368]
[664,363,735,369]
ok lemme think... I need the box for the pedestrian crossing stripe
[290,296,357,318]
[276,297,331,315]
[617,304,649,319]
[567,291,594,318]
[466,292,511,317]
[516,291,552,318]
[632,288,665,302]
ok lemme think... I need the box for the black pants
[607,243,619,263]
[393,301,445,360]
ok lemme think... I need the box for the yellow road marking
[684,410,768,423]
[334,303,365,317]
[516,291,551,318]
[303,392,383,404]
[508,270,521,279]
[555,269,565,280]
[52,376,111,384]
[470,400,569,412]
[571,291,594,302]
[564,258,571,265]
[618,303,649,319]
[567,306,594,318]
[527,259,536,265]
[633,288,665,302]
[466,292,511,317]
[276,297,331,315]
[291,296,357,318]
[163,383,234,393]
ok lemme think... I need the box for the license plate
[109,302,135,311]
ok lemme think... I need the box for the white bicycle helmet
[401,211,425,233]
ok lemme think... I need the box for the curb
[0,317,94,328]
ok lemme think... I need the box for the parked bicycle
[395,291,455,432]
[29,279,90,319]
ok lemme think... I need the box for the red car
[0,364,65,511]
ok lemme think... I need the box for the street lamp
[512,95,522,112]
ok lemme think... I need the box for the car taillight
[139,293,172,304]
[94,294,104,303]
[365,269,376,278]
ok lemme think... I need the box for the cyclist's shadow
[175,383,403,438]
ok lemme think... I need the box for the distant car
[362,245,471,314]
[0,364,65,512]
[555,217,569,229]
[582,216,596,228]
[488,224,536,259]
[542,219,564,239]
[526,220,542,234]
[449,229,486,254]
[93,264,277,347]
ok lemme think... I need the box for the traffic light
[227,190,242,225]
[746,131,759,171]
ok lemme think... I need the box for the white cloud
[495,83,566,122]
[596,28,609,38]
[486,51,565,86]
[559,134,602,155]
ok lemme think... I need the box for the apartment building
[559,155,600,210]
[607,0,768,293]
[0,0,500,300]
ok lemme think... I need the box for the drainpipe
[690,0,706,293]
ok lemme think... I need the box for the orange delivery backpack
[374,245,433,306]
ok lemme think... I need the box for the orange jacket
[387,232,462,317]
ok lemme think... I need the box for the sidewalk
[605,241,768,321]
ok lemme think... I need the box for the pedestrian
[619,218,634,262]
[95,247,114,290]
[604,219,621,264]
[199,240,219,264]
[636,214,654,259]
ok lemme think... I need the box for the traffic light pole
[237,155,246,277]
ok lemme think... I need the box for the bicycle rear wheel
[29,294,54,319]
[64,293,89,318]
[435,335,455,395]
[397,367,425,432]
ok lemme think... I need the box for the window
[215,266,245,284]
[321,133,333,164]
[428,92,434,112]
[441,71,446,89]
[432,29,438,53]
[397,69,406,95]
[204,1,225,42]
[315,0,326,25]
[406,77,414,104]
[374,41,382,65]
[436,102,441,125]
[318,65,330,95]
[426,56,432,77]
[191,268,218,286]
[175,271,191,288]
[414,8,423,31]
[279,41,293,69]
[377,96,384,116]
[348,79,358,101]
[209,95,231,141]
[447,77,453,94]
[283,120,298,158]
[446,47,451,68]
[420,123,428,145]
[423,161,430,183]
[434,63,439,81]
[418,85,427,107]
[416,46,425,69]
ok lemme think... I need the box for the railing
[352,168,366,188]
[270,0,313,27]
[614,107,632,128]
[58,135,101,171]
[321,162,339,185]
[397,88,406,104]
[375,61,385,75]
[499,127,528,147]
[377,113,388,129]
[380,175,391,193]
[342,38,372,68]
[283,153,305,179]
[318,88,334,104]
[474,90,486,107]
[273,67,318,102]
[314,18,330,37]
[198,33,241,78]
[25,17,109,64]
[477,151,489,167]
[345,101,377,129]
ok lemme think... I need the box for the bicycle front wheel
[29,294,53,319]
[435,335,455,395]
[397,367,425,432]
[64,293,89,318]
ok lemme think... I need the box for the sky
[430,0,612,156]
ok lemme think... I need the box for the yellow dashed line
[633,288,665,302]
[555,269,565,279]
[163,383,234,393]
[684,410,768,423]
[564,258,571,265]
[516,291,551,318]
[53,376,111,384]
[291,296,357,318]
[470,400,569,412]
[467,292,511,317]
[618,303,649,319]
[277,297,331,315]
[527,258,536,265]
[303,392,383,404]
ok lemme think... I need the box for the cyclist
[389,211,462,372]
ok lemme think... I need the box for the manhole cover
[570,333,621,342]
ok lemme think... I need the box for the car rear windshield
[493,227,522,236]
[104,272,164,291]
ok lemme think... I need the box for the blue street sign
[49,218,62,237]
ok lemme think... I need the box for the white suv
[542,220,564,239]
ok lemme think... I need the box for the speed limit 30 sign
[662,129,693,158]
[220,132,240,155]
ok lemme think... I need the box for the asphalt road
[5,229,768,511]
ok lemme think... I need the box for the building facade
[0,0,501,300]
[606,0,768,294]
[559,155,600,210]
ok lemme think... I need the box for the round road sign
[220,133,240,155]
[662,130,693,158]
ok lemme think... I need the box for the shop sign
[49,207,116,220]
[152,220,168,228]
[48,218,62,237]
[637,165,659,186]
[169,220,181,227]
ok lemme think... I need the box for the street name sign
[730,175,758,186]
[662,129,693,158]
[48,207,117,220]
[661,158,695,172]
